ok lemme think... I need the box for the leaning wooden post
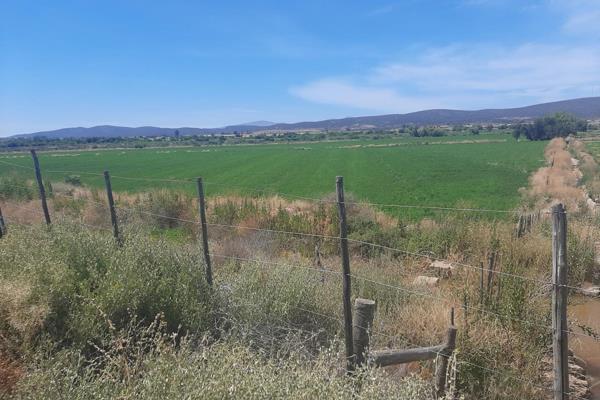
[353,298,375,367]
[103,171,121,245]
[196,177,213,286]
[336,176,354,372]
[552,203,569,400]
[30,150,51,225]
[435,324,458,398]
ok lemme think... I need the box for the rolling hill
[11,97,600,139]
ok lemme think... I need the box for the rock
[579,286,600,297]
[429,260,455,278]
[383,361,421,379]
[572,355,587,369]
[412,276,439,287]
[586,197,597,212]
[540,351,593,400]
[569,363,586,377]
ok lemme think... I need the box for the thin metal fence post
[103,171,121,245]
[196,177,213,286]
[30,149,51,225]
[336,176,354,372]
[479,261,484,304]
[552,203,569,400]
[0,207,5,238]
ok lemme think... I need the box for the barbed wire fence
[0,151,596,399]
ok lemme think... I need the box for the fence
[0,151,595,399]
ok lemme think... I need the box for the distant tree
[512,112,588,141]
[410,126,447,137]
[512,124,528,141]
[174,129,180,138]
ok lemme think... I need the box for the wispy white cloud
[556,0,600,36]
[290,79,445,112]
[462,0,600,35]
[291,43,600,113]
[367,4,397,16]
[374,44,600,93]
[460,0,507,6]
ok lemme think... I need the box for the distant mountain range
[11,97,600,139]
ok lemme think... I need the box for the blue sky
[1,0,600,136]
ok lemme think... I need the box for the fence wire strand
[1,158,599,395]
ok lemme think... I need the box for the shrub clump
[0,176,35,201]
[0,224,213,354]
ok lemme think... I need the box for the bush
[0,224,213,353]
[219,261,341,353]
[348,217,405,258]
[513,113,588,141]
[63,175,82,186]
[0,176,34,201]
[133,189,194,230]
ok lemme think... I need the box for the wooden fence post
[30,150,51,225]
[552,203,569,400]
[336,176,354,372]
[353,298,375,367]
[196,178,213,286]
[103,171,121,245]
[435,324,458,398]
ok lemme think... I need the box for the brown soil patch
[0,351,22,395]
[525,138,587,211]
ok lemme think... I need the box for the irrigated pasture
[0,135,545,217]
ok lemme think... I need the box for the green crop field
[0,134,545,218]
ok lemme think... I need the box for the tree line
[512,112,588,141]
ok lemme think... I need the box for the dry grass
[0,281,48,343]
[0,201,42,225]
[0,209,592,399]
[0,281,42,396]
[2,148,599,399]
[524,138,587,211]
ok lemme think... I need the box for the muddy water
[570,294,600,398]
